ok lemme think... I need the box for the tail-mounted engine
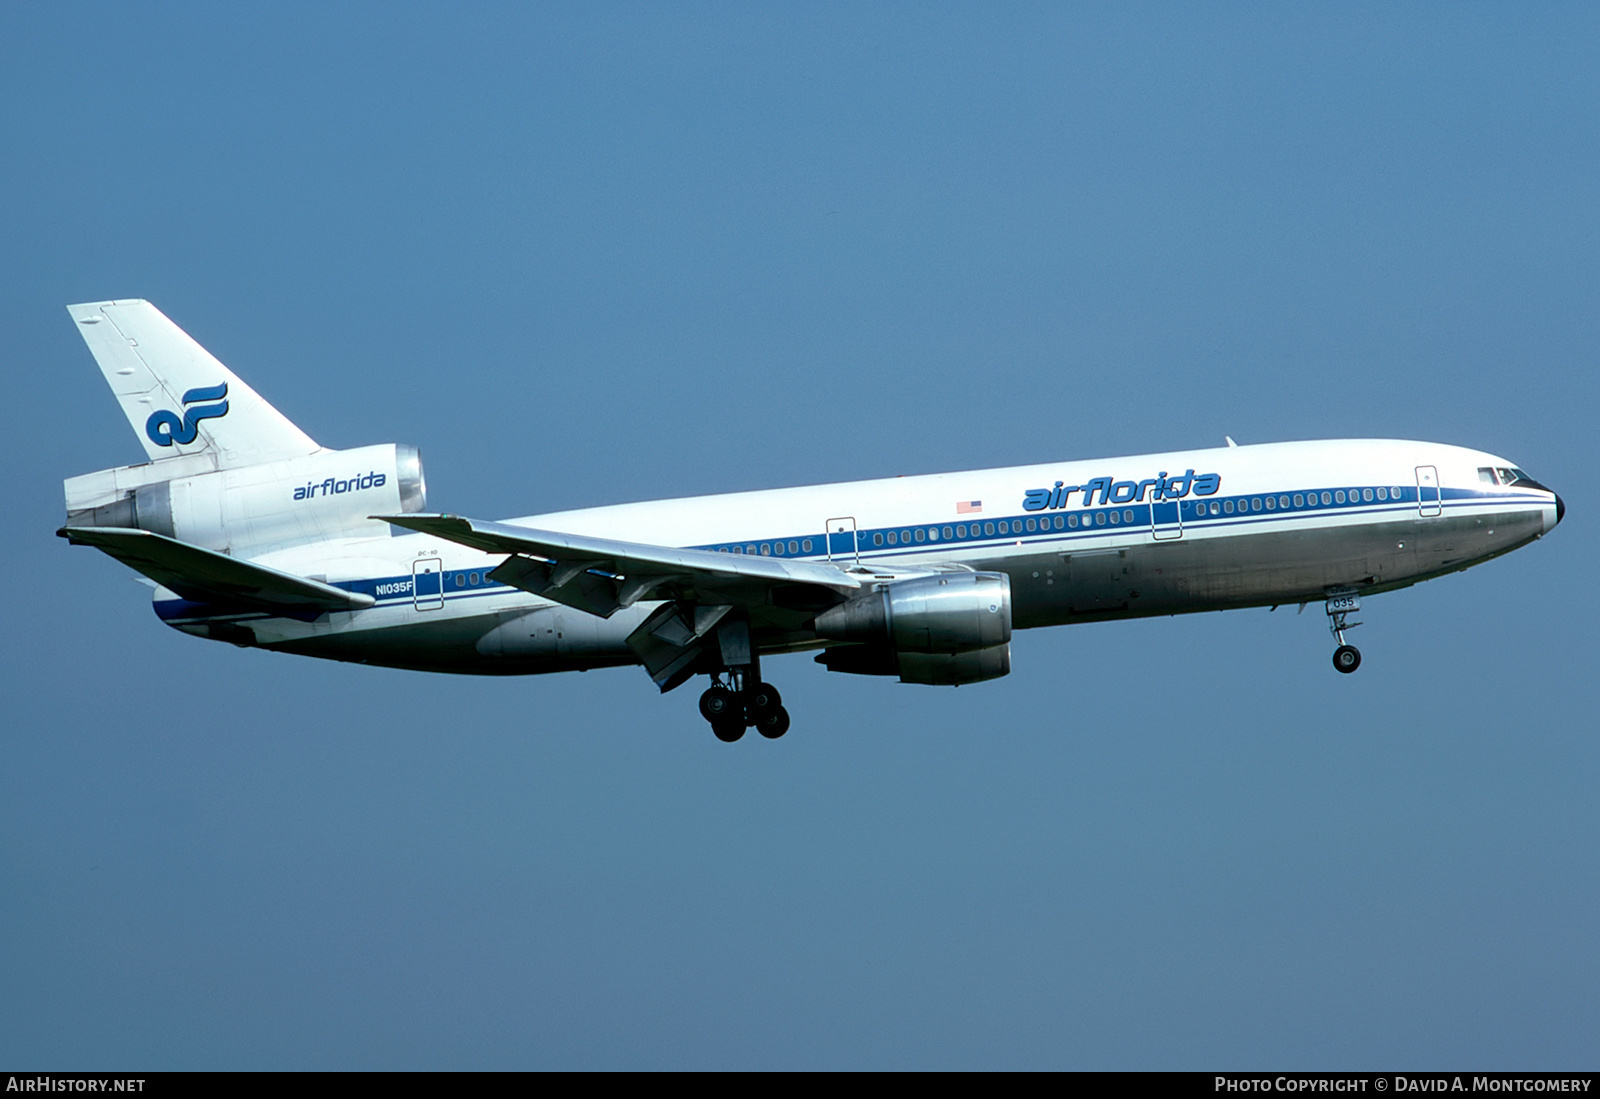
[63,443,426,555]
[813,572,1013,685]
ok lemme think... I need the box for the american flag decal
[956,500,982,514]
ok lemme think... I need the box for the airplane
[59,300,1565,741]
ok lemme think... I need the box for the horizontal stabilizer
[378,513,863,619]
[58,526,375,616]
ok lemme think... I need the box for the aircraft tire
[712,718,746,742]
[755,705,791,740]
[1333,645,1361,674]
[699,686,738,722]
[748,681,782,716]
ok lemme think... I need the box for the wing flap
[59,526,375,615]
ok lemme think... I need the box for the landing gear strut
[1325,590,1363,674]
[698,663,791,742]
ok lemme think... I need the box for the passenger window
[887,531,897,545]
[1109,511,1120,525]
[984,522,995,535]
[1321,492,1332,505]
[802,539,812,552]
[943,526,953,539]
[998,521,1009,534]
[1068,515,1079,528]
[1095,512,1106,526]
[1335,491,1345,504]
[1124,509,1134,522]
[914,529,926,542]
[760,544,770,555]
[1362,489,1373,503]
[1265,497,1275,510]
[1376,488,1386,501]
[901,530,911,543]
[1053,516,1064,530]
[455,574,464,587]
[1293,494,1303,507]
[789,540,798,553]
[873,533,883,546]
[1224,500,1235,513]
[956,524,966,538]
[927,528,939,541]
[1025,518,1036,532]
[746,545,756,555]
[1252,498,1262,511]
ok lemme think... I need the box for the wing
[377,513,864,617]
[378,513,871,691]
[59,526,375,617]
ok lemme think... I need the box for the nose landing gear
[698,667,791,742]
[1325,590,1363,674]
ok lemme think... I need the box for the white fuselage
[153,438,1559,675]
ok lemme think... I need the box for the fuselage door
[1415,465,1442,518]
[825,517,858,563]
[412,557,444,610]
[1149,493,1184,541]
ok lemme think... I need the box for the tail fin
[68,300,319,468]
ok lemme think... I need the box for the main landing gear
[1325,590,1363,674]
[699,669,791,742]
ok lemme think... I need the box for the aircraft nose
[1555,493,1565,526]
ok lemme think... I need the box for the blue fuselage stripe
[153,484,1546,620]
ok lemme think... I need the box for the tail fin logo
[146,383,229,447]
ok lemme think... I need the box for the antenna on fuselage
[1225,436,1238,447]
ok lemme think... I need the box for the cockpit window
[1480,466,1551,492]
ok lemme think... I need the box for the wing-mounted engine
[63,443,427,556]
[813,572,1013,685]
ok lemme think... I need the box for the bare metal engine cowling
[813,572,1012,685]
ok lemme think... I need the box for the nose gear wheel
[1324,590,1364,675]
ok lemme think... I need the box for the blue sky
[3,3,1596,1069]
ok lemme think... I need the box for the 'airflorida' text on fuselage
[1023,468,1221,511]
[292,472,388,501]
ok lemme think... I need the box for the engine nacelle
[815,641,1011,685]
[64,443,426,555]
[813,572,1013,685]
